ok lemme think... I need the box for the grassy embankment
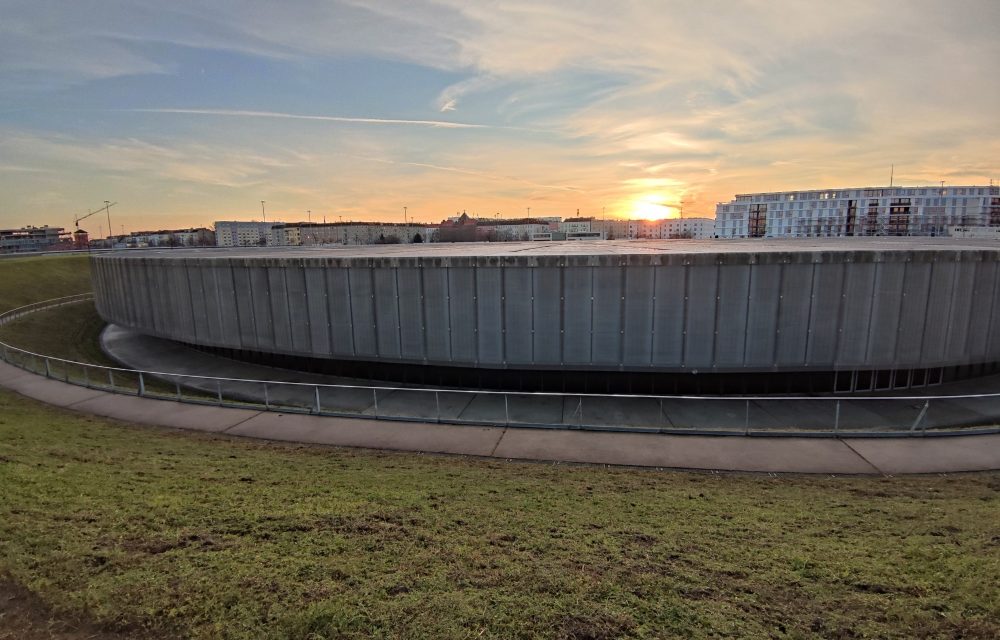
[0,253,112,367]
[0,253,998,639]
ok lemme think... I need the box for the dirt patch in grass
[0,574,146,640]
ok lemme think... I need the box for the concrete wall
[91,247,1000,373]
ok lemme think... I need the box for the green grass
[0,254,92,314]
[1,391,999,639]
[0,303,114,366]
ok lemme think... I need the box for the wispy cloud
[125,108,489,129]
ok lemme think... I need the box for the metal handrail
[2,295,1000,436]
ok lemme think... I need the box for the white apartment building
[715,185,1000,238]
[296,223,431,245]
[215,221,278,246]
[626,217,715,240]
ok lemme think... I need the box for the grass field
[0,254,92,314]
[1,253,999,639]
[1,391,999,639]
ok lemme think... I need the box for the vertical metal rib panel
[775,262,813,366]
[348,267,376,356]
[714,263,749,367]
[422,267,451,362]
[945,260,976,360]
[396,265,425,360]
[214,263,242,350]
[187,263,210,342]
[651,265,685,367]
[448,266,477,364]
[285,265,312,354]
[475,266,501,364]
[304,267,331,355]
[985,262,1000,359]
[266,267,292,351]
[248,266,274,351]
[866,261,906,365]
[562,267,592,364]
[744,263,781,367]
[108,258,124,325]
[532,267,562,365]
[200,263,224,345]
[171,262,197,341]
[592,266,623,365]
[836,262,876,366]
[503,266,533,365]
[895,261,931,365]
[325,267,355,356]
[805,262,844,366]
[232,263,259,350]
[684,264,717,368]
[622,266,654,366]
[920,261,955,365]
[372,267,401,359]
[966,260,996,360]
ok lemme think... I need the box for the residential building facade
[0,226,69,252]
[715,185,1000,238]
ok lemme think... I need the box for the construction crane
[74,201,117,238]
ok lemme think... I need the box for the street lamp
[104,200,112,240]
[261,200,266,223]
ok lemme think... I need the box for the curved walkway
[2,358,999,474]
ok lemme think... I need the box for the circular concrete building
[91,239,1000,394]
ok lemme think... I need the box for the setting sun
[629,194,679,220]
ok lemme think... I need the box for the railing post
[138,372,145,397]
[216,380,223,406]
[109,369,115,391]
[44,357,51,378]
[910,399,930,433]
[263,383,269,409]
[577,397,583,427]
[504,393,510,426]
[314,386,321,414]
[744,399,750,435]
[373,388,379,418]
[435,391,441,423]
[834,400,841,433]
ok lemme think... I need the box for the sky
[1,0,998,234]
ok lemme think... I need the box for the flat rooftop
[102,237,1000,260]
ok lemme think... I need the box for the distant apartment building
[127,227,215,247]
[215,221,279,246]
[715,185,1000,238]
[590,218,630,240]
[437,214,552,242]
[295,222,431,245]
[626,217,715,239]
[0,225,69,252]
[558,217,597,235]
[216,221,431,247]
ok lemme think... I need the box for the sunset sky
[2,1,998,234]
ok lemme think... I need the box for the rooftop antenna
[889,164,894,188]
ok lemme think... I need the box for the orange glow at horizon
[628,194,680,220]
